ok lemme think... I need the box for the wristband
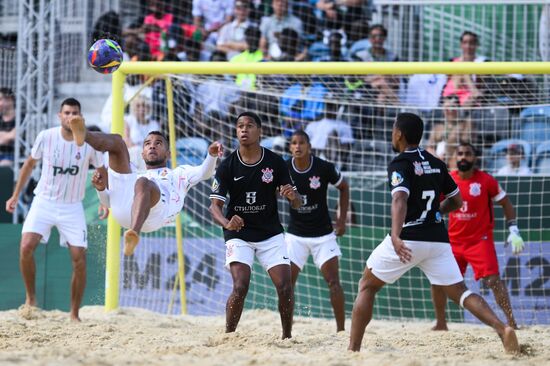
[506,219,517,228]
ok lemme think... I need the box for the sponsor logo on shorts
[226,242,234,257]
[283,256,289,260]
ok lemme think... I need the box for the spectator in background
[497,144,532,176]
[143,0,174,60]
[347,19,370,61]
[163,25,188,61]
[0,87,16,167]
[193,0,234,60]
[318,30,350,62]
[273,28,302,61]
[91,11,122,44]
[315,0,364,35]
[353,24,397,62]
[442,31,486,107]
[124,96,160,170]
[404,74,447,112]
[259,0,305,60]
[305,99,353,166]
[230,26,264,90]
[216,0,253,60]
[280,77,328,137]
[428,95,474,170]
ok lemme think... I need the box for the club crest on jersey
[309,176,321,189]
[391,171,403,186]
[75,152,81,160]
[261,167,273,183]
[160,169,168,177]
[469,182,481,197]
[413,161,424,176]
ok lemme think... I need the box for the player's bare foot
[69,116,86,146]
[70,313,81,322]
[502,326,520,354]
[124,229,140,256]
[18,304,40,320]
[431,323,448,331]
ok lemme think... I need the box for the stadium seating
[519,106,550,147]
[485,138,531,173]
[175,137,209,166]
[534,140,550,174]
[348,139,392,172]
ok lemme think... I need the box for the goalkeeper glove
[506,224,525,255]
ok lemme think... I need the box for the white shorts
[22,197,87,248]
[225,233,290,271]
[108,169,167,233]
[285,232,341,270]
[366,235,463,286]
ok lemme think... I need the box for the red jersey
[448,169,506,244]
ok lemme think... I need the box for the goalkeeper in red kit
[431,142,525,330]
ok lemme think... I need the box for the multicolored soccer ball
[88,39,123,74]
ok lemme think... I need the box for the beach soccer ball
[88,39,123,74]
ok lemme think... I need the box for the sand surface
[0,306,548,365]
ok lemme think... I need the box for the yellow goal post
[105,61,550,314]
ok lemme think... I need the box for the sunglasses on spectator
[370,33,385,39]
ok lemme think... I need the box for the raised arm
[5,155,37,213]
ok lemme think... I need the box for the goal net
[105,62,550,325]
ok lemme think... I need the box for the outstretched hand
[209,141,223,158]
[92,167,108,191]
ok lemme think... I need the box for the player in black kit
[286,130,349,332]
[209,111,302,339]
[348,113,519,353]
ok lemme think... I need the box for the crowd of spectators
[83,0,549,174]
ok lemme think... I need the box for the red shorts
[450,235,500,281]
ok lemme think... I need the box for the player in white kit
[5,98,104,321]
[70,117,221,256]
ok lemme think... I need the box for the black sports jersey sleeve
[387,159,412,197]
[387,150,452,243]
[326,161,342,186]
[209,158,229,202]
[275,154,294,187]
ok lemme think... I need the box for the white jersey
[32,127,103,203]
[138,154,217,225]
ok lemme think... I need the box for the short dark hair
[145,130,169,145]
[457,141,478,156]
[291,129,310,144]
[0,87,15,103]
[369,24,387,37]
[60,97,81,112]
[460,31,479,45]
[236,111,262,128]
[395,113,423,145]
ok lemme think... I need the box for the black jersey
[287,156,342,237]
[210,147,294,242]
[388,148,459,243]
